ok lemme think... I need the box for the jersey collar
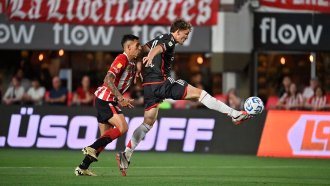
[170,33,177,44]
[123,52,135,65]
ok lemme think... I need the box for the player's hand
[143,56,153,67]
[134,62,143,84]
[118,97,134,108]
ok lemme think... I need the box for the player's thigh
[184,84,202,100]
[108,114,128,133]
[163,79,188,100]
[143,107,159,126]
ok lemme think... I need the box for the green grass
[0,149,330,186]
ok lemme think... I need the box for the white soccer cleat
[116,152,130,176]
[82,147,98,161]
[232,111,252,125]
[74,167,97,176]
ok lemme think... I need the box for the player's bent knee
[186,85,202,100]
[112,121,128,134]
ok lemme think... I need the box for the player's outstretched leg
[197,89,252,124]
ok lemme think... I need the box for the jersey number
[151,40,158,48]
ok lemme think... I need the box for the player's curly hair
[170,18,192,33]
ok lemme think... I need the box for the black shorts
[143,77,188,110]
[95,98,122,124]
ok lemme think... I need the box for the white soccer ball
[244,96,264,115]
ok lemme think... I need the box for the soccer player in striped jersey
[116,19,252,176]
[74,34,142,176]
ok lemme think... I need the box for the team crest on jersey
[168,41,173,47]
[117,63,123,68]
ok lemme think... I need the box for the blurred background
[0,0,329,158]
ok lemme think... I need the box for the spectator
[278,76,291,97]
[15,68,31,91]
[72,75,94,106]
[190,72,203,88]
[277,83,304,110]
[2,76,24,105]
[40,67,52,90]
[45,76,67,106]
[226,88,242,110]
[302,77,319,101]
[305,86,329,111]
[22,78,45,105]
[130,83,144,107]
[186,73,205,109]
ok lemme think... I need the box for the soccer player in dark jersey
[116,19,252,176]
[74,34,142,176]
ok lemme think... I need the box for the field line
[0,166,329,169]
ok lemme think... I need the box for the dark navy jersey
[143,33,176,84]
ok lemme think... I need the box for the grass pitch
[0,149,329,186]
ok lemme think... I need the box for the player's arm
[142,45,164,67]
[104,72,133,108]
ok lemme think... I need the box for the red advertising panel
[6,0,218,26]
[258,110,330,158]
[0,0,6,13]
[260,0,330,13]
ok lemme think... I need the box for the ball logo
[245,102,253,112]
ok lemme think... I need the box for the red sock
[127,140,132,148]
[101,128,121,140]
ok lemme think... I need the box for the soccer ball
[243,96,264,115]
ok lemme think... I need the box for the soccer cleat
[74,166,97,176]
[82,147,98,161]
[115,152,130,176]
[232,111,252,125]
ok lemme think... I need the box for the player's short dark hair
[170,18,192,33]
[121,34,139,48]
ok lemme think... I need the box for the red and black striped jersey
[143,33,176,85]
[94,53,136,102]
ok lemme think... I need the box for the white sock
[198,90,240,117]
[124,123,152,161]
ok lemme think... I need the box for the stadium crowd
[1,62,329,111]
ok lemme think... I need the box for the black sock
[89,137,112,150]
[79,156,94,169]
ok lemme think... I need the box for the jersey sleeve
[146,34,175,52]
[108,54,128,77]
[158,34,175,51]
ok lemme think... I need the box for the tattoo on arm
[105,72,123,100]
